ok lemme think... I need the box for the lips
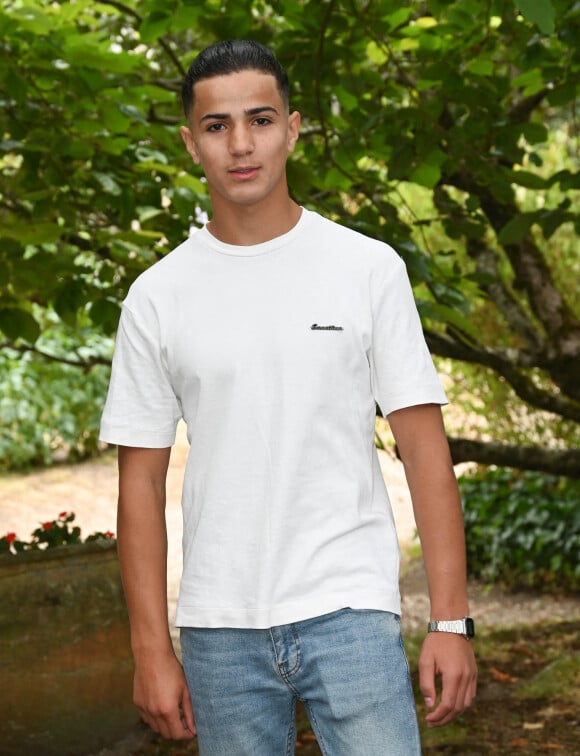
[229,166,260,179]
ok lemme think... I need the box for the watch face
[465,617,475,639]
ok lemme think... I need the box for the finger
[139,702,193,741]
[425,697,462,727]
[180,686,197,735]
[426,670,471,727]
[463,666,478,710]
[418,655,436,709]
[138,708,160,735]
[157,710,193,741]
[426,704,456,727]
[169,709,197,741]
[426,672,463,726]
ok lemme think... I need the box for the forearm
[117,446,174,658]
[389,404,470,619]
[406,454,469,619]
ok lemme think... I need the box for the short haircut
[181,39,290,119]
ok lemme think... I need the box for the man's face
[180,70,300,211]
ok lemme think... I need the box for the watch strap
[427,617,475,639]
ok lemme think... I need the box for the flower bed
[0,513,135,755]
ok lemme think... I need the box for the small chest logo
[310,323,344,331]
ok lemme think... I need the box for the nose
[228,124,254,156]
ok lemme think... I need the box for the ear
[287,110,301,153]
[180,125,200,164]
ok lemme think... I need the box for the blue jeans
[180,608,421,755]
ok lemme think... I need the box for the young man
[100,39,477,755]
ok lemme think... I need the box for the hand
[133,650,196,740]
[418,632,477,728]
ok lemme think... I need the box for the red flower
[59,511,68,519]
[42,521,53,531]
[5,532,17,543]
[105,531,115,539]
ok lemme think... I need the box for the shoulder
[304,209,404,274]
[124,228,206,308]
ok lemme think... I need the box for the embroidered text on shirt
[310,324,344,331]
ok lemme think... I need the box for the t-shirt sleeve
[99,303,182,447]
[369,253,447,417]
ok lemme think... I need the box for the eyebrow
[199,105,280,124]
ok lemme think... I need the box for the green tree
[1,0,578,475]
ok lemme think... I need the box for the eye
[207,122,225,132]
[253,117,272,126]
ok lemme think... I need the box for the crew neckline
[196,207,310,257]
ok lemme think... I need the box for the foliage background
[0,0,579,472]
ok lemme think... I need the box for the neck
[207,196,301,246]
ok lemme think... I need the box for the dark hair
[181,39,290,119]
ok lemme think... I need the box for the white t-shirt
[100,208,446,629]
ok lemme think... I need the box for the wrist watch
[427,617,475,640]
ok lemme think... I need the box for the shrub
[0,325,112,470]
[459,468,580,592]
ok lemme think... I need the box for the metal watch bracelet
[427,617,475,639]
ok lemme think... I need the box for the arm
[388,404,477,728]
[117,445,195,740]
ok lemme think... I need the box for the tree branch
[446,436,580,478]
[1,342,111,371]
[147,104,180,125]
[425,329,580,423]
[508,89,550,123]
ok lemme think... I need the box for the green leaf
[521,122,549,144]
[0,223,62,245]
[551,170,580,190]
[0,308,40,343]
[537,209,575,239]
[53,281,86,326]
[505,170,547,189]
[383,7,413,30]
[0,260,9,287]
[4,69,29,103]
[333,85,358,112]
[174,173,207,194]
[94,172,122,195]
[410,149,446,189]
[514,0,555,34]
[9,4,50,33]
[511,68,546,97]
[89,298,121,331]
[388,144,414,180]
[465,59,494,76]
[63,35,141,73]
[416,300,477,338]
[139,11,172,43]
[497,213,535,244]
[137,206,164,223]
[410,162,441,189]
[100,102,132,132]
[366,41,388,65]
[118,104,148,124]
